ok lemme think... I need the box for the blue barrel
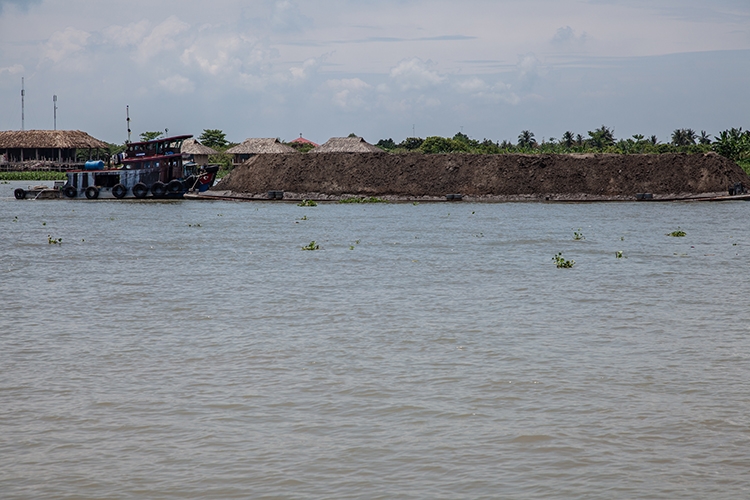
[84,160,105,170]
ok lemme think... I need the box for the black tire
[151,181,166,198]
[63,185,77,198]
[132,182,148,199]
[167,179,184,194]
[85,186,99,200]
[112,184,127,199]
[14,188,26,200]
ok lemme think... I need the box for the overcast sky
[1,0,748,145]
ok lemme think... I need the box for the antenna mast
[53,95,58,130]
[21,78,25,131]
[126,105,131,143]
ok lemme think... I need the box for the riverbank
[213,152,750,201]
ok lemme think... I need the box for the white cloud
[389,58,444,91]
[517,53,541,90]
[552,26,588,46]
[102,20,150,48]
[289,58,319,81]
[269,0,310,33]
[135,16,190,63]
[326,78,372,110]
[456,77,520,105]
[158,75,195,94]
[0,63,24,75]
[43,27,90,63]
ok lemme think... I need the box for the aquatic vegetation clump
[298,199,317,207]
[47,235,62,245]
[553,252,574,268]
[573,229,585,241]
[667,228,686,237]
[302,241,320,251]
[0,172,67,181]
[339,196,388,204]
[616,250,624,259]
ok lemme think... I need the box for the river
[1,180,749,499]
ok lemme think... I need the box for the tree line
[123,126,750,175]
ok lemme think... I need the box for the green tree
[398,137,424,150]
[672,128,697,146]
[199,129,228,150]
[517,130,536,149]
[419,136,469,154]
[698,131,712,145]
[587,125,615,149]
[139,131,163,142]
[561,131,575,149]
[712,128,750,161]
[376,138,396,150]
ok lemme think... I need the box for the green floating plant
[298,199,317,207]
[667,228,686,237]
[573,228,585,240]
[302,241,320,251]
[339,196,387,204]
[47,235,62,245]
[553,252,574,268]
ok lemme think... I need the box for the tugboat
[59,135,219,200]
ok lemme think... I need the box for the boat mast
[21,77,25,131]
[126,105,131,143]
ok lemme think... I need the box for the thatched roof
[181,138,218,155]
[226,138,297,154]
[0,130,109,149]
[311,137,381,153]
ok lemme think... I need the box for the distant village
[0,129,381,172]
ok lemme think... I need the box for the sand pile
[212,152,749,201]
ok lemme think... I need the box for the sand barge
[211,152,750,202]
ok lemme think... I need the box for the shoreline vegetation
[3,126,748,182]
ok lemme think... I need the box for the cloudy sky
[0,0,748,145]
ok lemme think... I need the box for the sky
[0,0,749,145]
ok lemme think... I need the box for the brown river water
[1,181,749,499]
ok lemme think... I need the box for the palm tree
[587,125,615,149]
[561,131,575,149]
[632,134,645,143]
[649,135,659,145]
[517,130,536,149]
[699,131,712,145]
[672,128,697,146]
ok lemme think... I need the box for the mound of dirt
[213,152,749,201]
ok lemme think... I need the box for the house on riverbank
[181,138,218,166]
[311,137,382,153]
[0,130,109,171]
[226,138,297,166]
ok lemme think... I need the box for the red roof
[290,136,318,146]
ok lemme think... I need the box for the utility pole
[53,95,58,130]
[21,78,25,131]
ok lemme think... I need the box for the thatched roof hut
[181,138,218,166]
[0,130,108,149]
[181,138,218,156]
[311,137,381,153]
[0,130,109,167]
[226,138,297,165]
